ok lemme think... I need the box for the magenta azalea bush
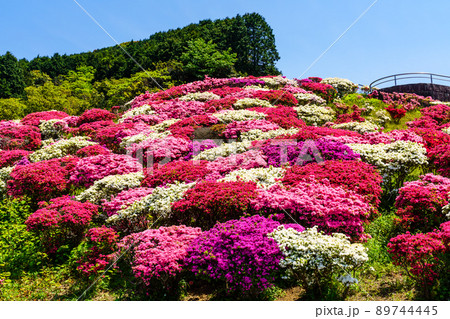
[186,215,304,296]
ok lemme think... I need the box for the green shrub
[0,98,27,120]
[0,198,47,278]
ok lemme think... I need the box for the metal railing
[369,72,450,90]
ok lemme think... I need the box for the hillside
[0,75,449,301]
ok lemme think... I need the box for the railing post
[430,74,433,84]
[394,75,397,86]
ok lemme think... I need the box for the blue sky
[1,0,450,86]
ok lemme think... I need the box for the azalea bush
[388,222,450,298]
[117,225,202,298]
[268,226,368,299]
[25,196,98,254]
[0,122,42,151]
[186,215,303,297]
[171,181,258,229]
[7,157,79,202]
[20,110,69,127]
[0,150,30,168]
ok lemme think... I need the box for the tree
[0,52,26,98]
[239,13,280,76]
[179,38,237,81]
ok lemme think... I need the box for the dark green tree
[0,51,26,98]
[240,13,280,76]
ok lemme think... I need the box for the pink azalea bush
[25,196,98,253]
[102,187,154,217]
[75,144,111,158]
[0,150,31,168]
[128,136,191,165]
[70,154,142,188]
[21,110,69,126]
[251,179,376,241]
[118,225,202,296]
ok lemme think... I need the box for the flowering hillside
[0,75,449,301]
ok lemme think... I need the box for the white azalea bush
[442,127,450,135]
[193,141,251,161]
[268,226,368,297]
[120,131,170,149]
[240,128,300,142]
[294,93,326,105]
[333,121,381,134]
[233,98,274,109]
[39,119,69,140]
[29,136,97,162]
[347,141,428,192]
[149,119,181,132]
[321,77,358,97]
[76,172,144,205]
[0,166,13,196]
[120,104,156,121]
[219,166,284,188]
[107,182,194,227]
[259,75,298,89]
[212,110,267,123]
[295,105,335,126]
[179,92,220,102]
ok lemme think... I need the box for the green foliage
[0,98,27,120]
[179,39,237,81]
[0,198,47,279]
[365,211,401,266]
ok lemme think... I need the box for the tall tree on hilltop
[0,51,26,98]
[240,13,280,76]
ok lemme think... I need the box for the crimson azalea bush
[388,221,450,298]
[75,144,111,158]
[25,196,98,253]
[298,80,337,102]
[77,108,117,125]
[21,110,69,126]
[7,156,79,202]
[252,179,376,241]
[282,160,383,206]
[171,181,259,229]
[0,123,42,151]
[395,174,450,232]
[70,154,142,188]
[72,226,118,278]
[428,143,450,177]
[186,215,304,297]
[249,106,306,129]
[0,150,31,168]
[118,225,202,297]
[141,160,209,188]
[75,120,116,137]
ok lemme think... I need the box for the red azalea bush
[117,225,202,295]
[298,80,337,102]
[251,90,298,106]
[428,143,450,177]
[282,160,383,206]
[171,181,259,229]
[334,105,366,124]
[186,215,304,296]
[249,106,306,129]
[69,154,142,188]
[167,115,219,138]
[385,104,407,121]
[388,222,449,298]
[94,122,135,152]
[204,96,237,112]
[141,160,210,188]
[395,174,450,232]
[21,111,69,126]
[77,108,117,125]
[0,150,31,168]
[75,120,116,137]
[7,157,79,202]
[75,144,111,158]
[25,196,98,253]
[411,128,450,152]
[420,104,450,125]
[73,226,118,277]
[0,124,42,151]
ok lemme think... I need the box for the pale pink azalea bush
[102,187,154,217]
